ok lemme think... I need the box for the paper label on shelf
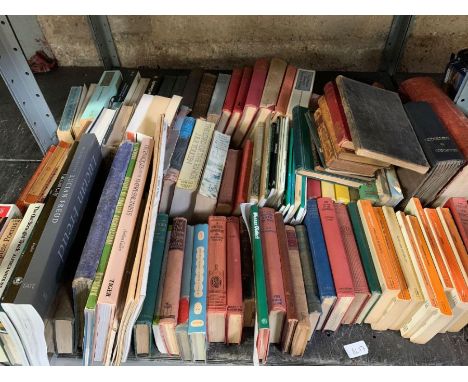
[344,340,368,359]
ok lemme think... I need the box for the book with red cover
[224,67,253,136]
[232,59,270,146]
[217,68,243,133]
[226,216,243,344]
[259,207,286,344]
[275,65,297,116]
[232,140,254,215]
[307,178,321,200]
[215,149,241,215]
[444,197,468,250]
[207,216,227,343]
[334,203,370,324]
[324,81,353,150]
[317,197,355,331]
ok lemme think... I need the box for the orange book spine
[408,216,452,316]
[16,144,56,212]
[207,216,227,314]
[233,140,253,214]
[275,65,297,115]
[425,209,468,302]
[358,200,399,290]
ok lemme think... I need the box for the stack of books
[0,59,467,366]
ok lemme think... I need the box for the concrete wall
[35,15,468,73]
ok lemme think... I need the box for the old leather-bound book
[192,73,218,119]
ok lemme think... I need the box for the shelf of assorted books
[1,59,468,366]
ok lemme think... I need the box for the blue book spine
[74,141,133,281]
[303,199,336,299]
[188,224,208,336]
[169,117,196,171]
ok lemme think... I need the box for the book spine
[249,205,270,330]
[317,198,354,297]
[233,140,254,214]
[208,73,231,121]
[192,73,217,119]
[245,59,270,107]
[259,208,286,311]
[226,217,243,332]
[216,149,241,215]
[275,65,297,115]
[188,224,208,336]
[445,198,468,250]
[177,225,194,325]
[207,216,227,314]
[0,219,21,265]
[248,127,264,204]
[239,218,255,326]
[85,143,140,310]
[97,137,153,305]
[323,82,350,146]
[222,68,243,112]
[233,67,253,113]
[0,204,44,297]
[160,218,187,323]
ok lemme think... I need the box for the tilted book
[191,73,217,119]
[57,86,83,143]
[444,198,468,251]
[217,68,242,133]
[72,141,133,351]
[233,140,253,216]
[0,219,20,266]
[225,67,252,136]
[275,65,297,116]
[207,73,231,125]
[181,69,203,110]
[188,224,209,361]
[286,68,315,118]
[2,133,102,365]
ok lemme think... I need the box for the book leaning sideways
[1,133,102,365]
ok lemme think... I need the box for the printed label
[295,70,314,91]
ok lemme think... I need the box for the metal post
[380,15,414,76]
[0,15,57,153]
[87,16,120,69]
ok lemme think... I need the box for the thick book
[396,102,465,206]
[275,215,298,353]
[191,73,217,119]
[215,149,241,215]
[169,120,215,220]
[188,224,209,361]
[239,218,255,328]
[2,133,102,366]
[182,68,204,110]
[208,73,231,125]
[207,216,227,343]
[249,204,270,364]
[317,197,355,331]
[159,117,196,214]
[159,218,187,356]
[336,75,429,174]
[303,199,336,330]
[275,65,297,116]
[233,140,254,215]
[444,198,468,251]
[225,67,252,136]
[347,202,382,324]
[193,131,231,221]
[295,226,322,345]
[232,59,269,147]
[72,141,133,351]
[335,203,370,325]
[217,68,242,133]
[175,224,194,360]
[286,68,315,118]
[133,213,168,357]
[93,137,152,363]
[226,217,243,344]
[258,207,286,344]
[0,203,44,297]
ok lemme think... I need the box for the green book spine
[249,205,269,330]
[358,182,379,203]
[292,106,313,172]
[284,126,295,209]
[347,202,381,294]
[85,142,140,310]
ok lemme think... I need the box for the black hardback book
[172,75,188,97]
[157,75,177,97]
[181,68,204,109]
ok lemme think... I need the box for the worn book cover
[191,73,217,119]
[216,149,241,215]
[217,68,242,133]
[444,198,468,250]
[225,67,252,136]
[208,73,231,125]
[233,140,253,215]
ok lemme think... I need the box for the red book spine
[233,140,254,213]
[245,59,270,108]
[317,197,355,297]
[259,207,286,312]
[232,67,253,113]
[226,217,243,320]
[207,216,227,313]
[222,68,243,113]
[307,178,321,200]
[324,81,352,146]
[275,65,297,115]
[445,197,468,250]
[400,77,468,159]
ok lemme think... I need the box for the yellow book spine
[321,181,335,201]
[334,184,350,204]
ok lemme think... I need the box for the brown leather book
[274,213,298,353]
[226,217,243,344]
[191,73,218,119]
[207,216,227,342]
[215,149,241,215]
[239,218,255,327]
[259,207,286,344]
[159,217,187,356]
[233,140,254,215]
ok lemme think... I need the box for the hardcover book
[217,68,242,133]
[287,69,315,118]
[215,149,241,215]
[182,69,204,110]
[191,73,218,119]
[275,65,297,116]
[225,67,252,136]
[207,73,231,125]
[233,140,254,215]
[444,198,468,250]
